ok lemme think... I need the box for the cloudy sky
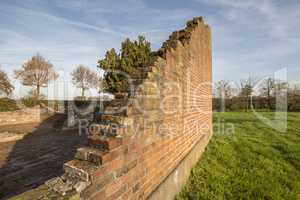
[0,0,299,98]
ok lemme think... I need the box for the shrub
[0,98,18,112]
[98,36,156,94]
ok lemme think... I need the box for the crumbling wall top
[156,16,208,58]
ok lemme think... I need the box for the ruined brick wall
[46,17,212,200]
[0,107,41,126]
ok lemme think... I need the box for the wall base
[147,132,212,200]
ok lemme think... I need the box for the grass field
[176,112,300,200]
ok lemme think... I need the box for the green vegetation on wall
[98,36,157,94]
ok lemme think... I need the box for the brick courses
[46,17,212,200]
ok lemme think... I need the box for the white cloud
[0,0,200,99]
[198,0,300,40]
[1,0,299,99]
[195,0,300,82]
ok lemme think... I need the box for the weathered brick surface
[46,17,212,200]
[0,107,41,125]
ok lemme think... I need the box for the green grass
[176,112,300,200]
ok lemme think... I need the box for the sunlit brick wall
[82,17,212,200]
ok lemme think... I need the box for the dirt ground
[0,121,87,200]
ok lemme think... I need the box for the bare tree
[71,65,100,98]
[274,80,288,96]
[239,77,256,111]
[287,84,300,111]
[215,80,233,112]
[14,54,58,99]
[260,78,275,110]
[0,66,14,96]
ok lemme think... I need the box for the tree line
[0,54,99,100]
[0,35,155,101]
[2,34,298,112]
[214,78,300,112]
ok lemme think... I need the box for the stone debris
[45,176,90,197]
[74,181,88,193]
[45,177,72,196]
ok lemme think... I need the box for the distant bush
[20,96,41,108]
[0,98,18,112]
[0,97,48,112]
[213,95,300,112]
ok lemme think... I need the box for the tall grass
[176,112,300,200]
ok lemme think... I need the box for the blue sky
[0,0,299,98]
